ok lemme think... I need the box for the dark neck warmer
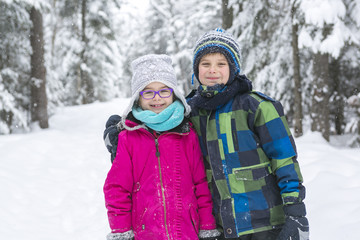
[188,75,252,110]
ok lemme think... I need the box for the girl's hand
[106,230,134,240]
[199,229,222,240]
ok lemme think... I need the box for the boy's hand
[103,115,122,162]
[277,203,309,240]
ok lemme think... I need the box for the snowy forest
[1,0,360,146]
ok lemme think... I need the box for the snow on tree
[228,0,360,143]
[230,0,295,113]
[45,0,122,105]
[0,0,32,134]
[299,0,360,140]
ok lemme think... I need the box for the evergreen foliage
[0,0,32,133]
[0,0,359,146]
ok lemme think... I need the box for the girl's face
[198,53,230,86]
[138,82,174,114]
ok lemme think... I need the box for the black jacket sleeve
[103,115,122,163]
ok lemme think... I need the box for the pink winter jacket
[104,119,216,240]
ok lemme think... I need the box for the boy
[187,28,309,240]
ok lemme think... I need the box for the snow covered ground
[1,98,359,240]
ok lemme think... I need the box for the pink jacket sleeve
[103,132,133,233]
[189,129,217,230]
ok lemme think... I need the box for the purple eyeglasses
[139,88,173,100]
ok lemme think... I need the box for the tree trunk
[30,6,49,129]
[329,58,344,135]
[80,0,94,104]
[50,0,59,58]
[311,52,330,141]
[222,0,233,30]
[291,1,303,137]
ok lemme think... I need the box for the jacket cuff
[198,210,217,230]
[281,191,301,205]
[108,213,132,233]
[198,205,216,230]
[283,202,307,217]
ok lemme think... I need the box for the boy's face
[139,82,174,114]
[198,53,230,86]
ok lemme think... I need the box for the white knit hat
[123,54,191,117]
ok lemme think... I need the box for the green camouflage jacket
[189,91,306,238]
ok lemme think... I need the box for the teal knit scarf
[132,100,185,131]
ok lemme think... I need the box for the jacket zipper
[155,138,170,240]
[140,129,187,239]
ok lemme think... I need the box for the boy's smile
[198,53,230,86]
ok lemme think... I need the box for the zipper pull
[155,139,160,157]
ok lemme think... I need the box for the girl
[104,54,220,240]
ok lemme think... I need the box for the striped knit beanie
[193,28,241,85]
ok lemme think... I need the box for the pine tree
[298,0,359,141]
[49,0,122,105]
[0,0,32,134]
[230,0,295,116]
